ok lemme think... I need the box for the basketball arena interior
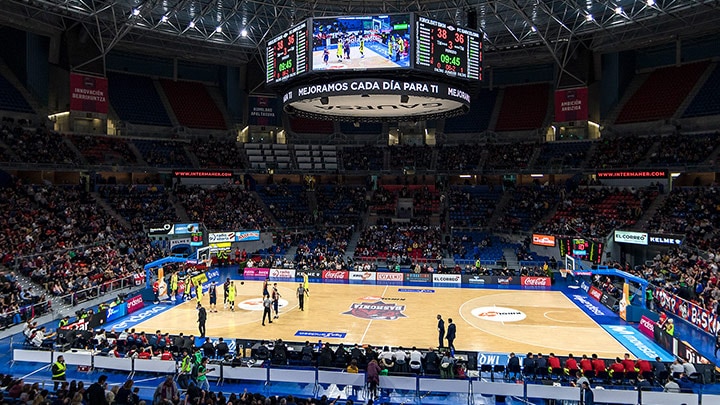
[2,0,720,404]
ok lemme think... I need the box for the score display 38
[415,16,482,80]
[266,21,307,84]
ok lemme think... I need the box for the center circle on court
[238,298,289,311]
[471,306,526,322]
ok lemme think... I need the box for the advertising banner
[554,87,588,122]
[600,292,618,310]
[248,96,279,126]
[322,270,349,280]
[269,268,296,279]
[244,267,270,278]
[614,230,648,245]
[298,270,322,279]
[655,289,720,335]
[106,303,128,322]
[588,286,603,302]
[619,282,630,321]
[405,273,432,283]
[70,72,108,114]
[126,294,144,314]
[462,275,493,285]
[648,233,684,246]
[432,274,461,284]
[170,238,191,250]
[349,271,376,281]
[376,272,404,282]
[639,315,656,339]
[520,276,551,287]
[209,231,261,243]
[601,325,674,361]
[496,276,520,286]
[531,234,556,247]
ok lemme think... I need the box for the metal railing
[0,299,52,330]
[55,273,144,309]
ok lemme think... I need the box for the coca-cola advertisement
[588,286,603,302]
[521,276,551,287]
[244,268,270,278]
[376,273,404,282]
[126,294,144,314]
[322,270,349,280]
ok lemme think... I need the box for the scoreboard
[266,14,483,84]
[266,21,308,84]
[415,16,482,81]
[558,238,604,264]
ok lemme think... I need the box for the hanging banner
[70,73,109,114]
[554,87,588,122]
[247,96,278,126]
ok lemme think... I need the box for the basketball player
[336,39,343,62]
[272,283,281,319]
[302,272,310,297]
[227,282,236,312]
[195,279,203,306]
[170,271,178,302]
[208,282,218,313]
[262,277,270,297]
[323,47,329,65]
[359,37,365,58]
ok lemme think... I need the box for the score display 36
[415,16,482,80]
[266,21,308,84]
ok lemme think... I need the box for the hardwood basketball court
[132,281,627,358]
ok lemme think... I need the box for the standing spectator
[580,381,594,405]
[153,376,179,405]
[85,375,108,405]
[366,359,381,400]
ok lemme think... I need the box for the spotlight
[160,15,169,22]
[241,28,248,37]
[320,97,329,105]
[188,21,195,28]
[131,8,140,16]
[400,94,409,103]
[614,6,623,14]
[353,120,360,128]
[215,26,222,33]
[585,14,594,22]
[646,0,655,5]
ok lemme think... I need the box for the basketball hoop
[560,268,570,278]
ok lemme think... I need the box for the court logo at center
[471,306,526,322]
[343,300,407,320]
[238,298,289,311]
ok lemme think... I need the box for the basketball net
[559,268,570,278]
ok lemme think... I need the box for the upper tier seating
[106,72,172,126]
[444,89,497,133]
[616,61,710,124]
[495,83,550,131]
[289,116,333,134]
[68,135,137,166]
[159,79,226,130]
[683,64,720,118]
[0,73,33,113]
[534,141,592,170]
[134,139,193,168]
[447,185,502,228]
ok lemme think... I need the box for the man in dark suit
[437,314,445,349]
[446,318,456,351]
[197,303,207,337]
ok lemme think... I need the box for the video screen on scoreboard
[311,14,412,71]
[415,15,482,80]
[266,21,308,85]
[558,238,604,264]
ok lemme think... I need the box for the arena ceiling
[2,0,720,73]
